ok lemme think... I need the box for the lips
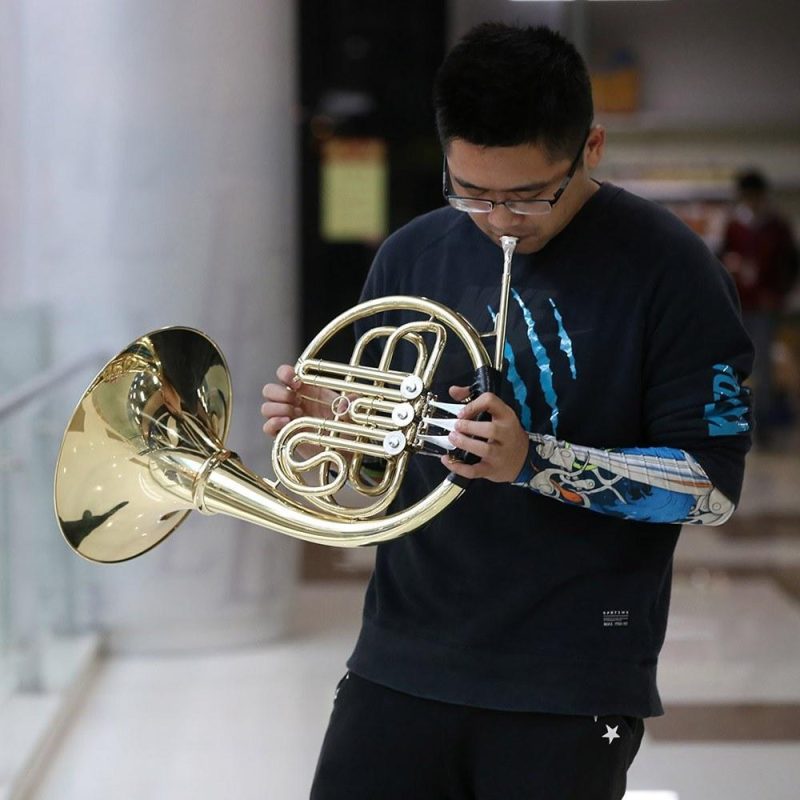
[495,232,532,246]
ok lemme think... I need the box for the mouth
[493,231,533,245]
[492,231,545,254]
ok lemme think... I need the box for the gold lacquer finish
[54,328,233,563]
[54,240,518,562]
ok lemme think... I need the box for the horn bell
[54,327,233,563]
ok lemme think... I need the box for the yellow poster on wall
[321,138,388,243]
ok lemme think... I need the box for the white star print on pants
[602,724,620,744]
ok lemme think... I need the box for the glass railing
[0,352,106,796]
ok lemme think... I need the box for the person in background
[720,169,799,447]
[263,23,753,800]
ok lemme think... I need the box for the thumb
[448,385,471,402]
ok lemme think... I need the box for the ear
[584,125,606,171]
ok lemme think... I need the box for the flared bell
[54,327,232,563]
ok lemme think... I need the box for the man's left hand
[441,386,530,483]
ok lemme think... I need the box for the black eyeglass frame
[442,129,591,216]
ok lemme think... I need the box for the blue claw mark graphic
[549,298,577,380]
[512,290,560,436]
[488,292,578,437]
[488,305,532,431]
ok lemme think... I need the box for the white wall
[1,0,301,651]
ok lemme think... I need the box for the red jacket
[721,211,798,312]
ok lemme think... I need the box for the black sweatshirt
[346,183,753,718]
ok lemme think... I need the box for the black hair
[736,169,769,194]
[433,23,593,161]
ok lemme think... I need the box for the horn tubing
[299,295,489,373]
[194,453,465,547]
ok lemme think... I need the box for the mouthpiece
[500,235,518,259]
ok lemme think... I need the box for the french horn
[54,237,518,563]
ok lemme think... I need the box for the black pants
[310,673,644,800]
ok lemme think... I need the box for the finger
[276,364,301,387]
[262,417,291,437]
[261,384,298,405]
[261,401,302,420]
[448,385,471,402]
[440,454,483,480]
[453,418,493,439]
[458,392,502,419]
[447,430,491,459]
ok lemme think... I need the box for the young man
[262,23,752,800]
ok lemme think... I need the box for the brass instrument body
[55,299,490,562]
[54,241,518,563]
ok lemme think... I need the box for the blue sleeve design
[703,363,751,436]
[513,436,735,526]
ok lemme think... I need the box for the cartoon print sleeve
[512,434,734,525]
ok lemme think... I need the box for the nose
[487,203,524,231]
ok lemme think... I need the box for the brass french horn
[54,237,518,563]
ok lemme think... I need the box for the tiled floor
[27,450,800,800]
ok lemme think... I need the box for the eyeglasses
[442,130,590,216]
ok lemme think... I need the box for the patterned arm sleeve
[512,434,735,526]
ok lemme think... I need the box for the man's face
[445,134,601,255]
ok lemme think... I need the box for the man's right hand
[261,364,337,438]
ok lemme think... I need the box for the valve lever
[421,416,457,432]
[416,434,456,452]
[428,400,465,416]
